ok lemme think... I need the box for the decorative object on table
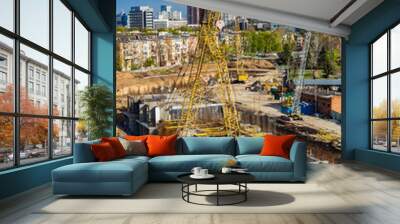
[190,167,214,179]
[177,173,255,206]
[221,167,232,173]
[79,84,113,140]
[222,167,249,174]
[191,167,202,176]
[225,159,238,168]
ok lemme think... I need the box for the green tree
[319,46,339,78]
[116,26,127,33]
[281,38,295,65]
[144,57,155,67]
[79,84,114,140]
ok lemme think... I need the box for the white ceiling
[169,0,384,37]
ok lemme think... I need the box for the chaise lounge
[52,137,307,196]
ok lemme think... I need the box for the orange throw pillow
[125,135,148,141]
[101,137,127,158]
[260,135,296,159]
[91,142,117,162]
[146,135,177,157]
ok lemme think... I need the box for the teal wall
[92,32,116,135]
[0,158,72,199]
[343,0,400,171]
[0,0,115,200]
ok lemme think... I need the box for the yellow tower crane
[177,11,241,137]
[233,17,248,83]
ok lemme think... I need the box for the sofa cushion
[53,158,147,183]
[149,154,235,172]
[147,135,177,157]
[91,142,118,161]
[101,137,127,158]
[119,138,147,156]
[260,135,296,159]
[236,155,293,172]
[73,140,100,163]
[178,137,235,155]
[236,137,264,155]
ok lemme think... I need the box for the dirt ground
[116,59,341,138]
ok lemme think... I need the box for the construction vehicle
[280,31,312,119]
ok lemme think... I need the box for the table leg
[217,184,219,206]
[187,184,190,202]
[195,184,198,192]
[245,183,247,201]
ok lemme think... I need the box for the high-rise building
[160,5,172,13]
[129,6,154,29]
[187,6,206,25]
[116,11,128,27]
[171,10,182,21]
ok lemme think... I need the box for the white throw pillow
[119,138,147,156]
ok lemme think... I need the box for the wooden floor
[1,162,400,224]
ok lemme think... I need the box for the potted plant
[79,84,113,140]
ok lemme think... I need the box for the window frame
[0,0,92,171]
[370,22,400,154]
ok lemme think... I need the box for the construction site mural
[116,1,342,163]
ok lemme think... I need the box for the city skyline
[117,0,187,18]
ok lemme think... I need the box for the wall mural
[115,0,342,163]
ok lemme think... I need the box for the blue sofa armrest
[289,141,307,182]
[73,140,100,163]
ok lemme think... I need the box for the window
[53,119,72,158]
[0,0,91,170]
[28,81,34,94]
[0,0,14,32]
[28,67,34,80]
[36,84,40,95]
[0,34,14,113]
[20,0,49,48]
[75,18,90,70]
[42,85,46,97]
[0,116,14,170]
[74,69,89,142]
[370,23,400,153]
[53,59,72,117]
[53,0,72,60]
[0,71,7,85]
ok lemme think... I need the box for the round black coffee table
[177,173,255,206]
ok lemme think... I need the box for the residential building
[160,5,171,14]
[153,19,168,30]
[171,10,182,21]
[129,6,154,29]
[116,33,196,71]
[187,6,206,25]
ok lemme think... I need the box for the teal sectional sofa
[52,137,307,196]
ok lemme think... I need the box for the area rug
[37,183,362,214]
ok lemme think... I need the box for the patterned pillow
[119,138,147,156]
